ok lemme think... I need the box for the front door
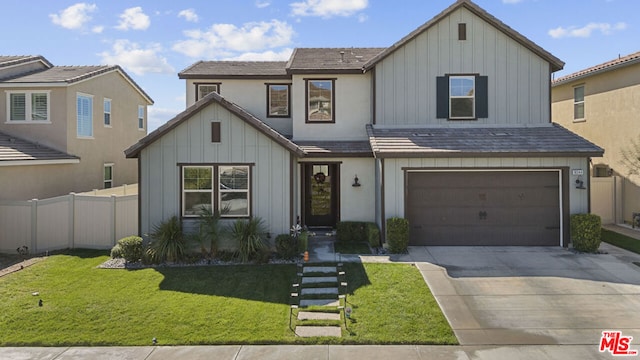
[303,163,339,228]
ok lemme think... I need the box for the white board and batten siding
[140,102,292,240]
[383,157,590,219]
[375,6,550,126]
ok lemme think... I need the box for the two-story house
[552,52,640,225]
[0,55,153,201]
[126,0,602,247]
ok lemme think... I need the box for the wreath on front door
[314,172,326,184]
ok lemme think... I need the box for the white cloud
[99,40,174,75]
[116,7,150,31]
[172,20,294,58]
[148,107,181,132]
[290,0,368,18]
[178,9,199,23]
[548,22,627,38]
[256,1,271,8]
[92,25,104,33]
[223,48,294,61]
[50,3,97,30]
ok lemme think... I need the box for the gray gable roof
[286,48,385,74]
[0,131,79,164]
[553,51,640,86]
[179,61,289,79]
[363,0,564,72]
[366,124,603,158]
[0,55,53,69]
[125,92,305,158]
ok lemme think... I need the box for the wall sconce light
[575,176,586,189]
[352,175,361,187]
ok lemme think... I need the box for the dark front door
[303,163,339,228]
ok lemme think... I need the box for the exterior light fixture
[352,175,361,187]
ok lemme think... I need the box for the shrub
[337,221,380,247]
[366,223,381,248]
[298,231,309,252]
[116,236,144,262]
[110,244,123,259]
[387,217,409,254]
[275,234,298,260]
[230,217,267,263]
[570,214,602,252]
[148,216,186,263]
[254,248,272,264]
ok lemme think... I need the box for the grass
[0,250,456,346]
[602,228,640,254]
[334,242,372,254]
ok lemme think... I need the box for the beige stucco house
[127,0,602,247]
[0,55,153,201]
[552,51,640,225]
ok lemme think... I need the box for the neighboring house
[126,0,602,247]
[552,51,640,225]
[0,55,153,201]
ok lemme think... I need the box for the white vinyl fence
[0,192,137,254]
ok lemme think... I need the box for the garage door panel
[406,171,561,246]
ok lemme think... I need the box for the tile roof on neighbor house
[179,61,289,79]
[0,55,53,69]
[553,51,640,86]
[295,141,373,157]
[0,131,79,165]
[286,48,385,74]
[363,0,564,72]
[2,65,154,104]
[366,123,604,158]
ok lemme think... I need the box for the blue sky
[2,0,637,131]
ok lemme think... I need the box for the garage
[406,170,562,246]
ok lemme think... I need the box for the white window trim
[104,163,114,189]
[138,105,145,131]
[219,165,250,218]
[449,76,475,120]
[77,92,94,139]
[197,83,219,101]
[573,85,585,122]
[181,165,251,218]
[182,166,214,218]
[104,98,112,128]
[5,90,51,124]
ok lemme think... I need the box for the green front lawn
[602,228,640,254]
[0,250,456,346]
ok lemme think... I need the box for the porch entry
[302,163,339,228]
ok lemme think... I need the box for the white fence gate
[590,176,622,225]
[0,193,137,254]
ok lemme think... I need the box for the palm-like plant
[148,216,185,263]
[230,217,267,263]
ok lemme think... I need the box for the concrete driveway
[409,243,640,346]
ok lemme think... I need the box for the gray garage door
[406,171,561,246]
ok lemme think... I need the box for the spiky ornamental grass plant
[230,217,267,263]
[148,216,186,263]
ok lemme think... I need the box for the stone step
[297,311,341,321]
[301,287,338,296]
[300,299,340,307]
[302,276,337,284]
[303,266,337,274]
[295,326,341,338]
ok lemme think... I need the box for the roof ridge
[553,50,640,85]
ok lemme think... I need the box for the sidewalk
[603,223,640,240]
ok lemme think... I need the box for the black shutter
[436,76,449,119]
[475,75,488,118]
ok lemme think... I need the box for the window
[104,98,111,126]
[267,84,290,117]
[306,79,335,123]
[104,164,113,188]
[196,83,220,101]
[138,105,145,130]
[77,93,93,137]
[574,86,585,120]
[182,165,251,218]
[436,75,488,119]
[6,91,50,122]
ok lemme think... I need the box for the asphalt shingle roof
[287,48,384,73]
[0,131,79,163]
[179,61,289,78]
[366,124,604,158]
[295,141,373,157]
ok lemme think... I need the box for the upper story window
[436,74,488,120]
[77,93,93,138]
[449,76,475,119]
[196,83,220,101]
[138,105,145,130]
[104,98,112,127]
[267,84,290,118]
[574,85,585,121]
[6,91,50,123]
[306,79,335,123]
